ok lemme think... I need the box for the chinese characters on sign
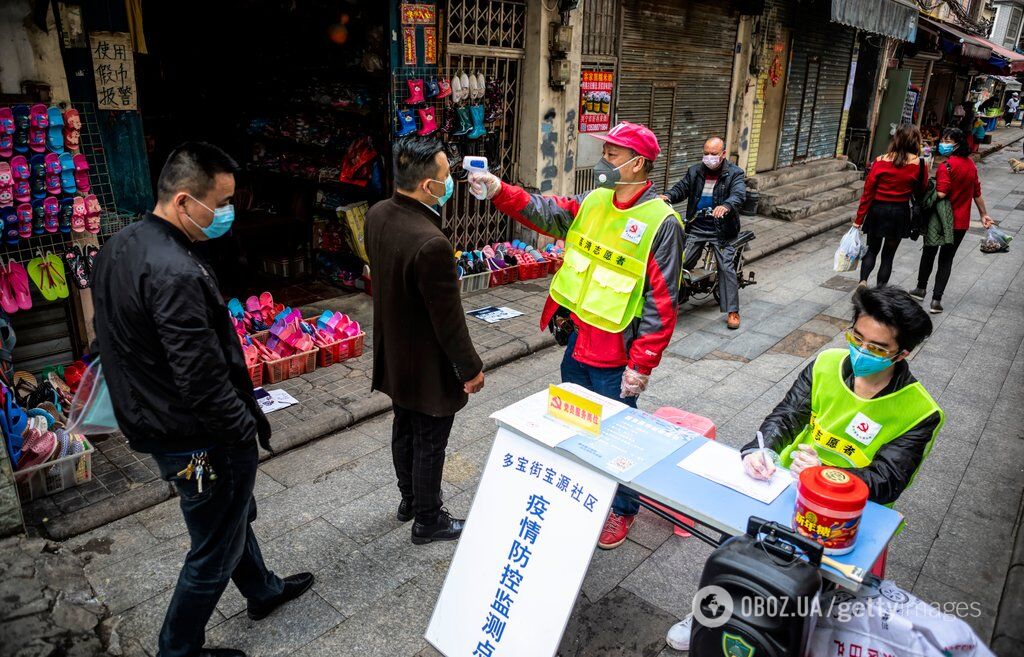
[90,32,136,110]
[400,3,436,24]
[402,27,417,66]
[579,70,614,133]
[424,26,437,64]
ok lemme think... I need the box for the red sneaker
[598,512,635,550]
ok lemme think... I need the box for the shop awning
[920,16,993,61]
[831,0,918,41]
[989,75,1023,90]
[973,36,1024,73]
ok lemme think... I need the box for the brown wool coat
[365,193,482,417]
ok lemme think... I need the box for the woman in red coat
[910,128,994,314]
[854,124,927,287]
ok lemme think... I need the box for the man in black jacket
[662,137,747,329]
[92,143,312,657]
[365,136,484,546]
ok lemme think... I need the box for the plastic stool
[870,547,888,578]
[641,407,716,538]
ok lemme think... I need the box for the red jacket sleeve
[626,217,684,375]
[492,183,585,239]
[936,160,951,195]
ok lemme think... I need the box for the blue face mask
[848,344,896,377]
[937,143,955,156]
[184,195,235,239]
[428,176,454,207]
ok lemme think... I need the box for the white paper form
[489,384,630,448]
[677,440,794,504]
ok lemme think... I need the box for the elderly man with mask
[469,121,684,550]
[661,136,747,329]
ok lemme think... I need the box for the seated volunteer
[660,136,747,329]
[469,122,684,550]
[665,285,944,651]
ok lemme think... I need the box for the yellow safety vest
[781,349,944,491]
[549,188,680,333]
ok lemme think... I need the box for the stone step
[747,158,855,191]
[757,170,864,214]
[771,182,863,222]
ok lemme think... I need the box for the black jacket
[741,356,940,505]
[665,161,747,228]
[91,213,270,454]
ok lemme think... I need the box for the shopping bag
[65,359,118,435]
[833,227,865,272]
[980,225,1012,253]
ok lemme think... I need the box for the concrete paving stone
[914,434,975,482]
[645,370,715,404]
[920,512,1014,611]
[321,484,408,546]
[683,357,744,383]
[205,590,343,657]
[626,508,675,552]
[937,402,991,446]
[87,536,189,615]
[64,516,160,575]
[114,586,227,656]
[620,535,716,620]
[666,332,727,361]
[292,583,431,657]
[251,469,377,542]
[966,432,1024,485]
[912,574,997,643]
[334,445,400,491]
[558,587,678,657]
[442,436,494,491]
[769,330,832,359]
[751,308,815,339]
[311,548,412,620]
[883,557,923,592]
[362,520,458,586]
[996,565,1024,642]
[737,352,806,383]
[261,517,357,578]
[581,539,651,603]
[946,466,1024,525]
[717,330,781,361]
[800,285,848,305]
[798,317,845,338]
[703,372,776,412]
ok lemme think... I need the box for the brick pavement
[40,150,1023,656]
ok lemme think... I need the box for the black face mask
[594,156,642,189]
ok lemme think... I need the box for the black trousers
[860,235,902,286]
[392,404,455,524]
[150,441,284,657]
[917,229,967,300]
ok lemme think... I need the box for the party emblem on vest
[722,633,755,657]
[620,218,646,244]
[845,412,881,445]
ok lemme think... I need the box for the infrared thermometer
[463,156,490,200]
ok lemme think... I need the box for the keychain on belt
[177,451,217,493]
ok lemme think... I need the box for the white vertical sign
[426,428,617,657]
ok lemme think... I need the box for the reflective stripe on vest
[780,349,944,479]
[548,188,681,333]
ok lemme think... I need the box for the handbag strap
[915,158,926,197]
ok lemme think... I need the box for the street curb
[978,131,1024,160]
[991,484,1024,650]
[42,480,173,541]
[745,213,852,264]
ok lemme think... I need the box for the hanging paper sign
[578,70,614,133]
[402,26,418,66]
[89,32,137,110]
[424,26,437,65]
[401,3,436,25]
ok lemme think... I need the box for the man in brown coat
[366,136,484,545]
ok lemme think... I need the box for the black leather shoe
[246,573,315,620]
[198,650,246,657]
[397,498,413,522]
[411,509,464,545]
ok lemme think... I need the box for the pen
[756,430,771,477]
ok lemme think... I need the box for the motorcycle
[678,207,757,305]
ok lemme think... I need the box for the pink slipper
[11,155,30,203]
[0,265,18,314]
[43,196,59,233]
[16,203,32,239]
[15,429,58,472]
[0,107,13,136]
[71,196,86,232]
[73,154,90,194]
[84,194,100,233]
[8,261,33,311]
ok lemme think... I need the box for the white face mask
[702,154,724,169]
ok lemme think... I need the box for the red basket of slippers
[307,311,365,368]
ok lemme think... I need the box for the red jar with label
[793,466,869,555]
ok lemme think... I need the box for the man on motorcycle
[469,122,684,549]
[661,137,747,329]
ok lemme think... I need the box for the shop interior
[136,0,391,306]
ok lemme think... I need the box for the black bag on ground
[908,158,930,241]
[689,517,823,657]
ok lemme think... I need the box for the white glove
[468,172,502,200]
[620,367,649,398]
[789,444,821,475]
[742,451,778,480]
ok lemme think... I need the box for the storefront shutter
[777,12,855,167]
[618,0,739,190]
[905,57,931,88]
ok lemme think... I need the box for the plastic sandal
[72,154,90,194]
[71,196,86,232]
[63,246,89,290]
[30,199,44,235]
[29,154,46,199]
[27,253,65,301]
[84,194,100,234]
[0,264,18,313]
[83,245,98,283]
[2,207,17,246]
[16,203,31,239]
[43,197,59,233]
[7,260,33,310]
[11,155,30,203]
[12,105,29,155]
[14,429,58,473]
[46,107,64,153]
[58,197,73,233]
[58,153,76,194]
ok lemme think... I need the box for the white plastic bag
[834,227,865,272]
[65,359,118,435]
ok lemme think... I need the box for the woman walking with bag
[910,128,994,313]
[854,125,927,287]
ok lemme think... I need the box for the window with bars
[1005,6,1023,49]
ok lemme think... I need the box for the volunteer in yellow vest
[469,122,684,550]
[741,285,944,503]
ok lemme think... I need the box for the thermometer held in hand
[463,156,490,200]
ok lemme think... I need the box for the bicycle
[677,207,758,305]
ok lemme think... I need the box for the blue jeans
[560,332,641,517]
[150,441,284,657]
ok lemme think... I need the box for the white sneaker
[666,614,693,651]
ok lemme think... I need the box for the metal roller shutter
[618,0,739,191]
[905,57,931,88]
[778,8,855,167]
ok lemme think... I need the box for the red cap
[590,122,661,161]
[797,466,869,513]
